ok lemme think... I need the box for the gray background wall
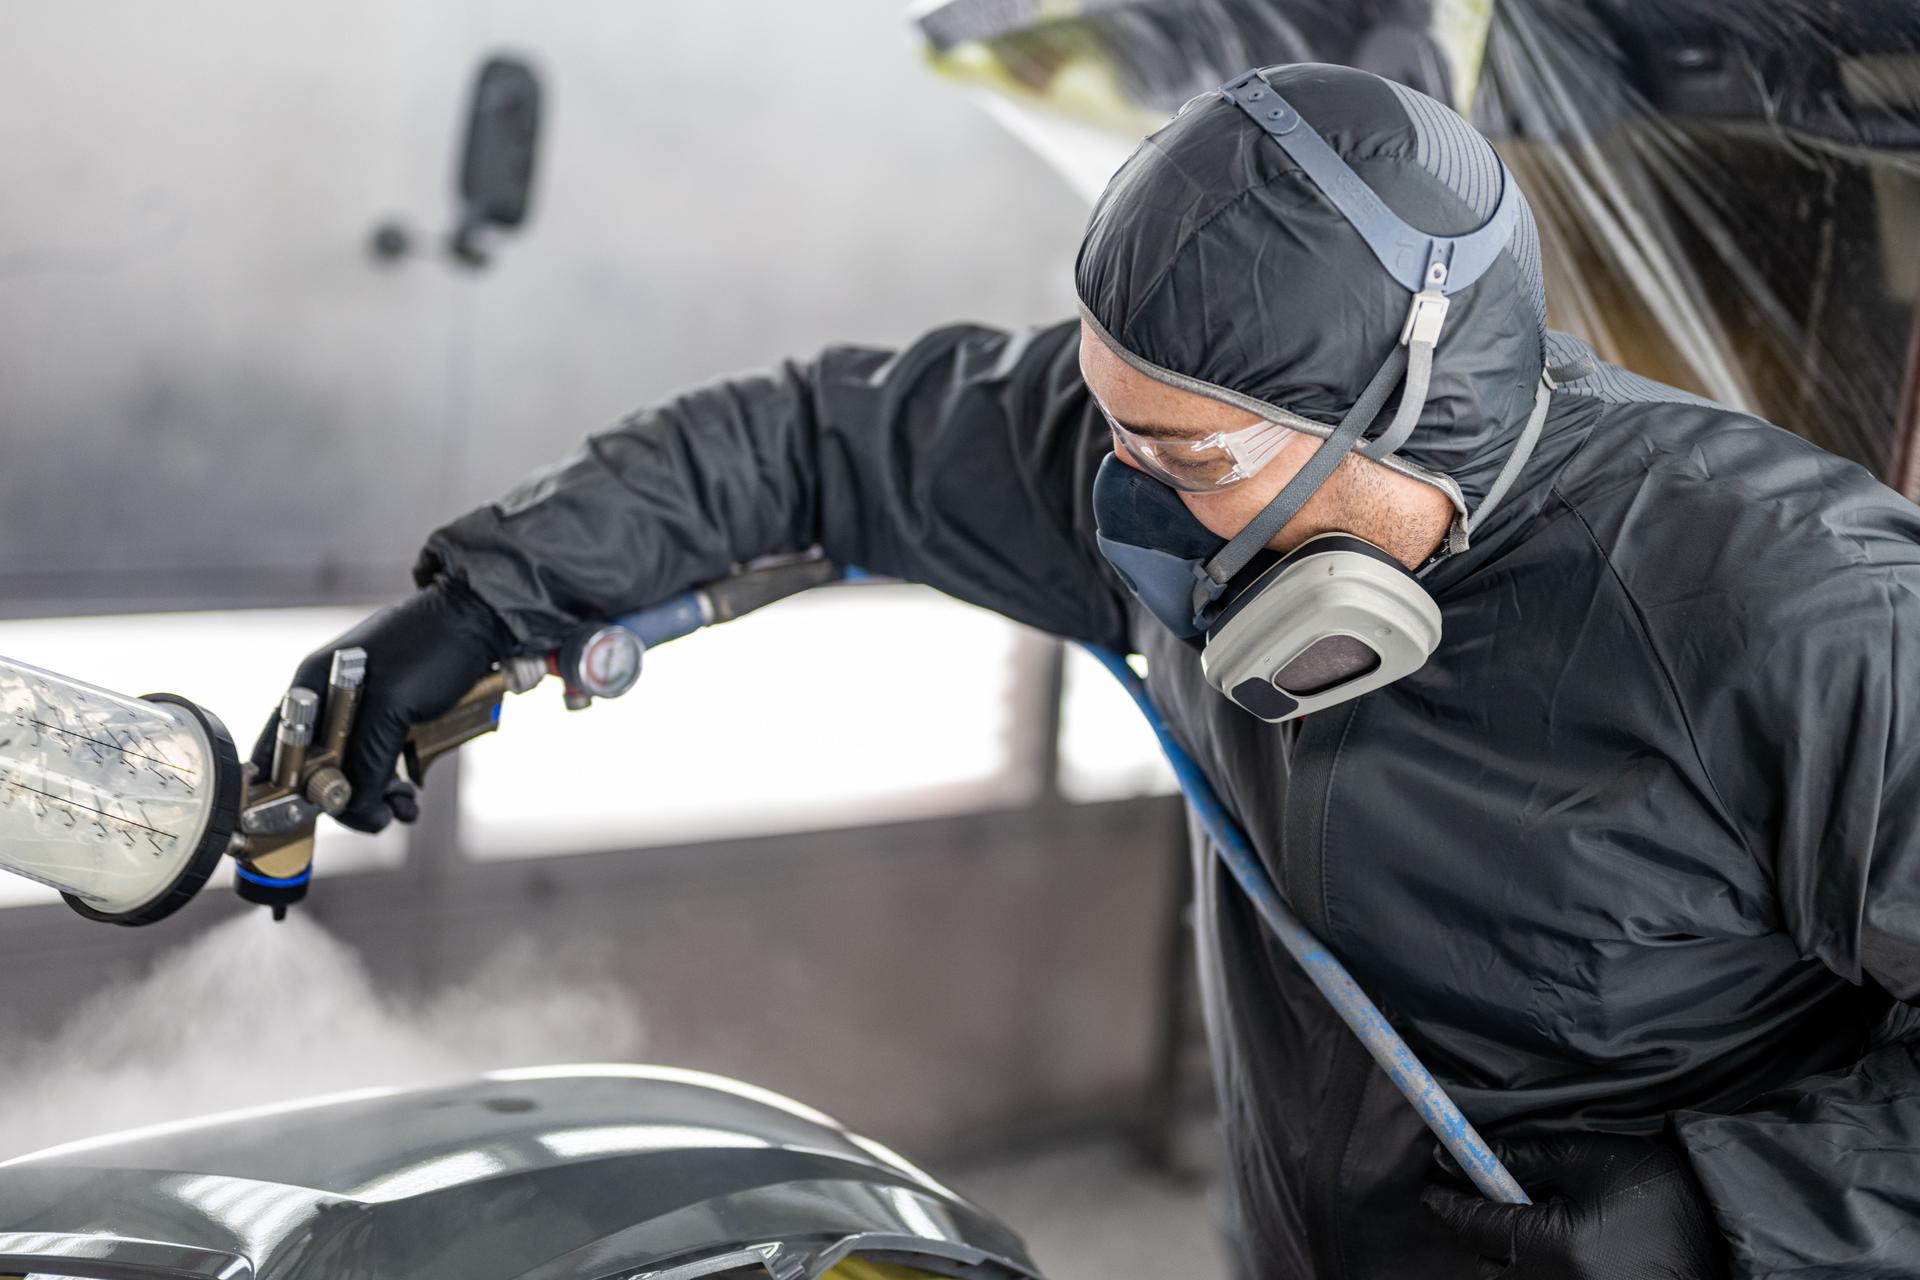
[0,0,1088,614]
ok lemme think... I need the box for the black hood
[1075,62,1546,512]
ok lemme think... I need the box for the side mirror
[451,57,542,267]
[366,55,544,271]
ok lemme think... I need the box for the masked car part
[0,1067,1040,1280]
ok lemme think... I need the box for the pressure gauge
[558,624,643,709]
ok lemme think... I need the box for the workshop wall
[0,0,1088,615]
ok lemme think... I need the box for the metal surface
[404,669,510,782]
[320,649,367,762]
[239,661,364,888]
[237,792,317,837]
[236,650,386,910]
[270,689,317,789]
[0,1231,252,1280]
[0,1070,1042,1280]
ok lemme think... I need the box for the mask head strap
[1185,69,1526,604]
[1191,344,1409,621]
[1219,70,1520,302]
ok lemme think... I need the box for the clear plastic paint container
[0,656,239,923]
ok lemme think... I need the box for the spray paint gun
[234,555,843,916]
[0,555,844,927]
[230,626,638,918]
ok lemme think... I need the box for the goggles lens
[1093,394,1300,493]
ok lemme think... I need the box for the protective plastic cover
[919,0,1920,493]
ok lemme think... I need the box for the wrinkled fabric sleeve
[1675,1038,1920,1276]
[414,319,1129,654]
[1661,485,1920,1277]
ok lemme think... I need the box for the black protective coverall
[418,317,1920,1277]
[416,74,1920,1280]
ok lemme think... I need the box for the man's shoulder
[1546,391,1920,689]
[1557,391,1920,581]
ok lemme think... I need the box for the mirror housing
[451,56,542,266]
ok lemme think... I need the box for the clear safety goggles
[1091,391,1302,493]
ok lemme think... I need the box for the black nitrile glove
[251,579,514,832]
[1422,1133,1730,1280]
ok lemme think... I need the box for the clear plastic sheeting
[916,0,1920,489]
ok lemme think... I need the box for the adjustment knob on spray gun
[235,648,375,918]
[272,688,318,789]
[306,647,365,816]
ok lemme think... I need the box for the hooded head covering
[1075,63,1547,524]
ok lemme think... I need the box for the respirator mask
[1091,69,1548,722]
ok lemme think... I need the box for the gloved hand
[1422,1133,1730,1280]
[251,579,514,832]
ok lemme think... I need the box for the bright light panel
[1057,645,1177,803]
[459,584,1033,858]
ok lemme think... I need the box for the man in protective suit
[262,64,1920,1278]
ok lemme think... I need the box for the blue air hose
[1081,645,1529,1205]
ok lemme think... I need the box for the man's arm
[1654,455,1920,1276]
[1674,1036,1920,1275]
[259,318,1130,830]
[416,319,1130,652]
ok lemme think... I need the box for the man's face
[1077,320,1455,566]
[1077,319,1344,552]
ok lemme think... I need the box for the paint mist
[0,910,645,1160]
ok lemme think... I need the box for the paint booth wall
[0,0,1088,615]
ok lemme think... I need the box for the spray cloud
[0,910,646,1160]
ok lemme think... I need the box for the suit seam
[1314,1035,1374,1280]
[1305,701,1366,1279]
[1117,163,1310,344]
[1552,485,1756,869]
[1319,703,1362,940]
